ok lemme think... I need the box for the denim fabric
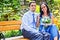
[39,24,58,40]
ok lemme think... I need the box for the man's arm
[21,14,39,33]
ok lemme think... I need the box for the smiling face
[29,2,36,12]
[41,4,47,13]
[40,2,50,17]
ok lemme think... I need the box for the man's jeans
[22,29,50,40]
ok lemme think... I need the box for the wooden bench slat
[0,19,58,40]
[1,36,29,40]
[13,38,29,40]
[0,21,29,40]
[0,21,22,26]
[0,25,20,31]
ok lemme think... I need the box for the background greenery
[4,30,22,38]
[0,0,60,38]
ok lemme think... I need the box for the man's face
[29,3,36,12]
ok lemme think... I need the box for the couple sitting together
[21,1,59,40]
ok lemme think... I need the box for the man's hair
[29,1,36,7]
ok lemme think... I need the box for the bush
[4,30,22,38]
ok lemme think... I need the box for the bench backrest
[0,20,22,32]
[0,18,59,32]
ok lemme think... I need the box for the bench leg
[0,32,5,40]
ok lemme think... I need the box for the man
[21,1,50,40]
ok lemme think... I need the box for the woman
[36,2,58,40]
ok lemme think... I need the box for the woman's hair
[40,2,50,17]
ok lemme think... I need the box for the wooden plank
[1,36,29,40]
[0,21,29,40]
[0,20,22,26]
[0,25,20,31]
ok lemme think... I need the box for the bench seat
[0,21,29,40]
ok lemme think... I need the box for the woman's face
[41,4,47,13]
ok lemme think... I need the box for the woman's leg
[39,25,50,40]
[49,24,58,40]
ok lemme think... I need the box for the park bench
[0,18,60,40]
[0,20,29,40]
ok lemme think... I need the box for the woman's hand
[54,36,58,40]
[36,15,40,27]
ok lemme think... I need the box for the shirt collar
[29,10,35,15]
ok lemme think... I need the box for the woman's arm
[36,15,40,27]
[51,15,54,24]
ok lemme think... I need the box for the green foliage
[12,0,20,11]
[35,5,40,13]
[4,30,22,38]
[0,0,21,21]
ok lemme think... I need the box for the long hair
[40,2,50,17]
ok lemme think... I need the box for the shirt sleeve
[21,14,39,33]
